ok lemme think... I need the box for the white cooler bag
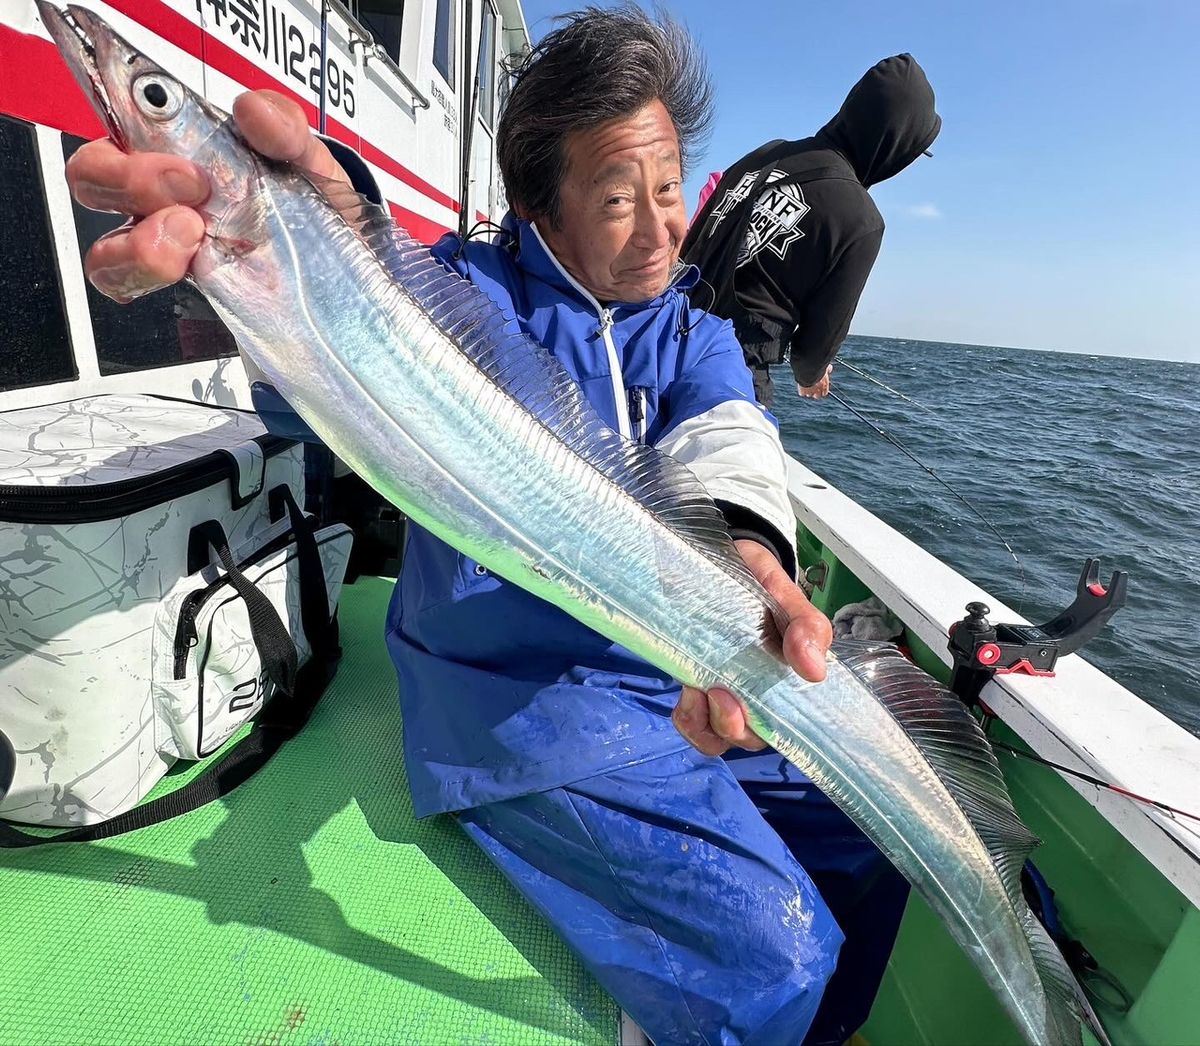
[0,394,352,834]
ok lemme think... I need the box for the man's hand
[65,90,349,303]
[797,364,833,399]
[671,539,833,757]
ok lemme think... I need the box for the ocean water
[771,336,1200,739]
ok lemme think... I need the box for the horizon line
[846,331,1197,367]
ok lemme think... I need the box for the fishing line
[827,385,1028,612]
[990,740,1200,824]
[825,374,1190,819]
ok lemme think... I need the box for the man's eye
[606,196,630,207]
[660,181,680,194]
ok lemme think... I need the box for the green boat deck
[0,577,618,1046]
[3,559,1197,1045]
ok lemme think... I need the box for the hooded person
[681,54,941,408]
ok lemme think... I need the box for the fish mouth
[37,2,128,150]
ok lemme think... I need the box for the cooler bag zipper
[0,434,292,523]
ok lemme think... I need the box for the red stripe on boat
[2,5,462,223]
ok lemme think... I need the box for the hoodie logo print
[708,169,811,267]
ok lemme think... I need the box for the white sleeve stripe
[654,399,797,562]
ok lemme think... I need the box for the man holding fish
[53,4,1070,1045]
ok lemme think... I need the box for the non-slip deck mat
[0,577,619,1045]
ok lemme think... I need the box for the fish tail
[1024,909,1112,1046]
[833,641,1110,1046]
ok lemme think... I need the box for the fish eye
[132,74,184,119]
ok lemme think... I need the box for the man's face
[538,100,687,304]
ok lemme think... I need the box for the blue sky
[518,1,1200,362]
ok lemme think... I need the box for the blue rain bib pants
[458,747,909,1045]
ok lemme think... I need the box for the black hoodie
[682,54,941,387]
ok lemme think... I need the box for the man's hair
[497,5,713,227]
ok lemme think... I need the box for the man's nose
[633,198,673,250]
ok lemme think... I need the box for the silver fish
[40,5,1106,1042]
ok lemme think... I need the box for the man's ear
[514,202,558,232]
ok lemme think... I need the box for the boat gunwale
[784,454,1200,909]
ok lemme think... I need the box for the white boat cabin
[0,0,530,413]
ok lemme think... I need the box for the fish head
[38,3,266,264]
[40,4,226,157]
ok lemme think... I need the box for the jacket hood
[817,54,941,188]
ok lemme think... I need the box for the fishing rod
[826,386,1028,610]
[836,359,936,415]
[989,739,1200,824]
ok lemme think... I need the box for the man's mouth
[628,256,668,276]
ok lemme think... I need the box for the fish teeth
[61,8,95,56]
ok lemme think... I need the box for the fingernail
[75,180,125,212]
[803,639,830,680]
[90,266,151,303]
[163,209,203,249]
[706,693,722,724]
[162,168,207,205]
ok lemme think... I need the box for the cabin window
[476,3,497,127]
[61,135,238,376]
[497,55,511,117]
[433,0,456,86]
[358,0,404,64]
[0,115,76,393]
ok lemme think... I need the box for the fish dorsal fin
[833,641,1111,1046]
[301,177,778,614]
[369,209,777,611]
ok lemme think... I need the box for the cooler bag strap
[272,486,337,667]
[190,517,300,696]
[0,495,341,848]
[0,731,14,805]
[258,487,342,736]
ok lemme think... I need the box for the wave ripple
[774,337,1200,738]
